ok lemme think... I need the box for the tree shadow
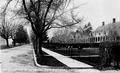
[36,52,95,69]
[36,52,67,67]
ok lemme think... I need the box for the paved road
[1,44,120,73]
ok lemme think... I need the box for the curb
[32,48,69,69]
[32,49,50,68]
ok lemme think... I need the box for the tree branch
[43,0,53,26]
[22,0,38,37]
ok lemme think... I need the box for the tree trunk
[6,38,9,47]
[39,38,43,55]
[12,39,16,46]
[37,37,43,58]
[33,36,44,64]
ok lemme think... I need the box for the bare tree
[0,0,14,47]
[83,22,92,35]
[2,0,83,63]
[19,0,83,58]
[0,21,16,47]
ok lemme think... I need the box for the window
[99,33,101,35]
[98,37,100,41]
[96,37,97,42]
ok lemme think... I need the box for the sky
[73,0,120,30]
[0,0,120,30]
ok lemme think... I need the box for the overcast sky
[74,0,120,30]
[0,0,120,30]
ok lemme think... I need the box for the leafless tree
[0,0,15,47]
[2,0,83,62]
[0,21,16,47]
[83,22,92,35]
[19,0,83,58]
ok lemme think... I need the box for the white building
[92,18,120,43]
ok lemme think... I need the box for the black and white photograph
[0,0,120,73]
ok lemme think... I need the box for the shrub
[99,42,120,69]
[13,25,29,45]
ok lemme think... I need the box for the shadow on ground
[37,52,68,68]
[11,50,67,68]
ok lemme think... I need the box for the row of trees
[0,0,29,47]
[0,22,29,47]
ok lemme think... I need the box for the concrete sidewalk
[42,48,93,68]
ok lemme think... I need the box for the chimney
[113,18,116,23]
[102,22,105,26]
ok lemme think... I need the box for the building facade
[91,18,120,43]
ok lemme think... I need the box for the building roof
[93,21,120,36]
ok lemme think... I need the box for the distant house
[92,18,120,43]
[70,29,90,43]
[51,26,91,43]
